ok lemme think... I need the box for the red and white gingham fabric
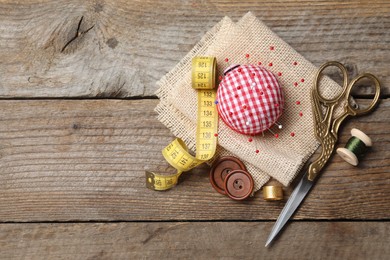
[217,64,284,135]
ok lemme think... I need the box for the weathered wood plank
[0,0,388,98]
[0,222,389,260]
[0,99,388,222]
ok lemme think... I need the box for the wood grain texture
[0,0,388,98]
[0,222,389,260]
[0,99,388,222]
[0,1,388,258]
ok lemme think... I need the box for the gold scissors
[265,61,381,247]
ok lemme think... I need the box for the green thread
[345,136,367,158]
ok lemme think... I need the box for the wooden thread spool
[336,128,372,166]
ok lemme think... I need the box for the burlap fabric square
[155,12,342,192]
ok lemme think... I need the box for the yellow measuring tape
[146,57,218,190]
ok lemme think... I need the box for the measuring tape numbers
[146,57,218,191]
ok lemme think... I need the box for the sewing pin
[275,121,283,129]
[267,128,279,138]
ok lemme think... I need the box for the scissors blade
[265,173,314,247]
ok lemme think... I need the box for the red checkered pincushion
[217,64,284,135]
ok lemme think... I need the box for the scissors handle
[346,73,381,116]
[314,61,349,104]
[332,72,381,139]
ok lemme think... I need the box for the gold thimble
[262,185,283,201]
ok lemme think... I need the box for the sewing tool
[146,57,218,190]
[336,128,372,166]
[216,64,284,136]
[265,61,381,247]
[263,183,284,201]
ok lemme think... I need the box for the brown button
[224,169,254,200]
[209,156,246,195]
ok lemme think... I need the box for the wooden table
[0,1,389,259]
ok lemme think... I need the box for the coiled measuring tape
[146,57,218,190]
